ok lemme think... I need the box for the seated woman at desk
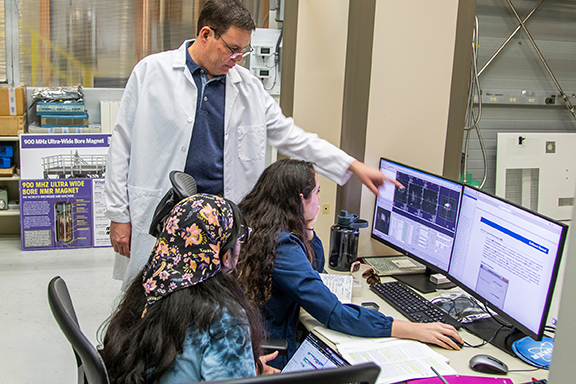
[235,159,463,368]
[101,194,271,383]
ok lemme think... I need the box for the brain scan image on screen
[375,207,391,235]
[392,172,460,231]
[439,196,457,222]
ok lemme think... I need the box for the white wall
[291,0,350,245]
[290,0,466,256]
[359,0,461,256]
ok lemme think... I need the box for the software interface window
[373,159,463,272]
[450,186,566,337]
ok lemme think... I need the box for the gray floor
[0,236,122,383]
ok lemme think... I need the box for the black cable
[431,295,489,323]
[463,323,507,349]
[482,301,513,328]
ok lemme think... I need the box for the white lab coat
[105,40,355,290]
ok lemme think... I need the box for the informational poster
[19,134,112,251]
[92,179,111,247]
[20,179,94,250]
[19,134,110,179]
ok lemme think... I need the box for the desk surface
[299,270,547,384]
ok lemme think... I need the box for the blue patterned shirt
[156,308,256,383]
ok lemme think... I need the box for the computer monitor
[371,158,464,292]
[449,185,568,346]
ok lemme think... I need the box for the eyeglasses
[211,28,254,59]
[362,268,381,286]
[238,225,252,244]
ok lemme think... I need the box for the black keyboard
[370,281,461,329]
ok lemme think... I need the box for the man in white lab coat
[105,0,399,290]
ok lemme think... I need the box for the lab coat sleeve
[273,234,393,338]
[104,63,143,223]
[261,89,355,186]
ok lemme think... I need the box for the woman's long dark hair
[236,159,316,306]
[99,201,264,384]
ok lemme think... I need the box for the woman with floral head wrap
[100,194,266,384]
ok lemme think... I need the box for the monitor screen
[449,185,568,340]
[282,333,349,374]
[371,158,463,272]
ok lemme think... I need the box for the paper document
[313,325,391,346]
[407,375,514,383]
[338,339,456,384]
[320,274,353,304]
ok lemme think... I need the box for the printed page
[313,325,392,346]
[320,274,353,304]
[338,339,456,384]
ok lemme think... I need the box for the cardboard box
[0,86,27,116]
[0,115,25,136]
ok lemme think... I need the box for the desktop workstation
[300,273,545,383]
[300,157,566,384]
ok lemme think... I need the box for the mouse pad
[407,375,514,383]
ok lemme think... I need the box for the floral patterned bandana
[141,194,234,317]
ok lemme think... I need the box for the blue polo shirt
[184,43,226,195]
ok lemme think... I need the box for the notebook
[281,333,350,373]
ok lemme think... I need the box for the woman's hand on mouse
[391,320,463,350]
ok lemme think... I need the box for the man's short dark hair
[197,0,256,36]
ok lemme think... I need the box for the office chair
[149,171,198,237]
[184,363,381,384]
[170,170,197,201]
[48,276,110,384]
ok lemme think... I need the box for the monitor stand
[463,317,527,356]
[393,267,455,294]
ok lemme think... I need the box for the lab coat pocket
[128,185,164,234]
[238,124,265,162]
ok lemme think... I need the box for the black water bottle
[328,210,368,271]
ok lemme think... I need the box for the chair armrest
[261,338,288,356]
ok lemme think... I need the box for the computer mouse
[447,335,463,349]
[469,354,509,375]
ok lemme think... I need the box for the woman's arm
[272,233,393,338]
[273,233,462,350]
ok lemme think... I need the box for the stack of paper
[313,326,457,384]
[320,274,353,304]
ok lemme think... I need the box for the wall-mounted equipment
[249,28,282,96]
[496,132,575,222]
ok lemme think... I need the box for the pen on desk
[430,366,449,384]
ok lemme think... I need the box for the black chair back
[184,363,381,384]
[48,276,110,384]
[170,170,198,201]
[149,171,198,237]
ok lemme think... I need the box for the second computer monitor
[449,185,567,341]
[372,158,463,272]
